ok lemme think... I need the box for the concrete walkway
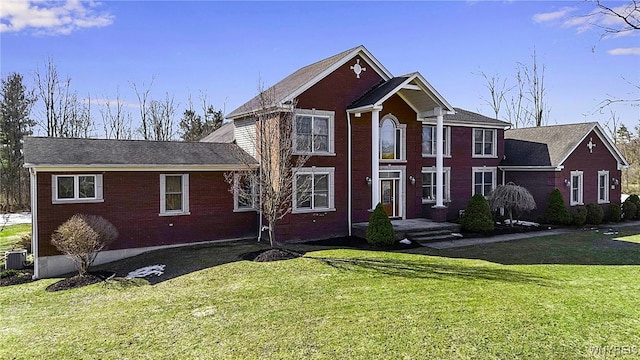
[425,220,640,249]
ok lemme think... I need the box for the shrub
[366,203,395,246]
[622,200,638,220]
[545,189,572,225]
[487,182,536,226]
[629,195,640,219]
[18,233,32,253]
[572,206,587,226]
[51,214,119,276]
[460,194,494,233]
[607,203,622,223]
[585,203,604,225]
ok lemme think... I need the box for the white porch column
[434,107,445,208]
[371,108,381,209]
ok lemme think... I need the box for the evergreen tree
[0,73,36,211]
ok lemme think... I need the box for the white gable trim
[557,123,630,169]
[282,46,393,106]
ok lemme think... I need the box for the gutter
[347,111,352,236]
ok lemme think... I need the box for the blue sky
[1,1,639,137]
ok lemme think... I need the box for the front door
[380,178,400,218]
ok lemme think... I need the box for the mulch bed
[0,269,34,286]
[306,236,423,250]
[241,248,303,262]
[45,270,116,292]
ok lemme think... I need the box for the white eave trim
[499,165,564,172]
[24,164,258,172]
[421,118,510,130]
[556,123,630,169]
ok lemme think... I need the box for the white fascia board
[412,72,455,112]
[499,166,563,172]
[283,46,394,105]
[556,123,630,168]
[420,118,509,130]
[347,104,383,114]
[25,164,258,172]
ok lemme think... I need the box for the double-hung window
[52,174,103,203]
[473,129,496,157]
[160,174,189,216]
[422,126,450,157]
[294,110,334,155]
[570,170,584,206]
[293,167,335,213]
[472,167,496,197]
[234,173,257,211]
[598,170,609,204]
[421,167,451,203]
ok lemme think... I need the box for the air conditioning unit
[5,250,27,270]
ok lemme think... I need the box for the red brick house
[501,122,629,220]
[24,46,628,278]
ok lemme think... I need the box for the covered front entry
[380,170,403,218]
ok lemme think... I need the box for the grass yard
[1,226,640,359]
[0,223,31,268]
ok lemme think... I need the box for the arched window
[379,115,405,160]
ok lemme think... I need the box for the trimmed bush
[607,203,622,223]
[460,194,494,233]
[623,200,638,221]
[51,214,119,276]
[572,206,587,226]
[366,203,395,246]
[585,203,604,225]
[18,233,32,253]
[545,189,572,225]
[629,195,640,219]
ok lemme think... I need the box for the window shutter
[95,174,104,200]
[182,174,189,213]
[159,175,166,213]
[51,175,57,202]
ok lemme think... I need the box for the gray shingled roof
[227,46,362,119]
[501,122,597,167]
[24,137,256,167]
[444,108,511,127]
[200,121,235,143]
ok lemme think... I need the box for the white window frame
[598,170,609,204]
[422,125,451,157]
[472,128,497,158]
[52,174,103,204]
[570,170,584,206]
[293,109,335,156]
[472,167,497,197]
[233,173,257,212]
[292,167,335,214]
[160,174,190,216]
[379,114,407,162]
[421,167,451,204]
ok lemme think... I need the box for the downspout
[257,120,263,242]
[347,112,352,236]
[29,167,39,279]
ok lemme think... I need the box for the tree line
[0,59,224,211]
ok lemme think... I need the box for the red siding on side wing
[36,171,257,256]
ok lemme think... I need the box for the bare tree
[225,84,311,247]
[504,68,528,128]
[519,49,549,127]
[131,77,155,140]
[179,93,223,141]
[477,71,511,120]
[100,89,132,140]
[592,0,640,35]
[147,93,176,141]
[34,58,93,137]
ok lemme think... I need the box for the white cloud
[607,47,640,56]
[532,7,577,23]
[0,0,114,35]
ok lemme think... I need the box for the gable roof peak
[227,45,393,119]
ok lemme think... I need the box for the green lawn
[1,226,640,359]
[0,223,31,268]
